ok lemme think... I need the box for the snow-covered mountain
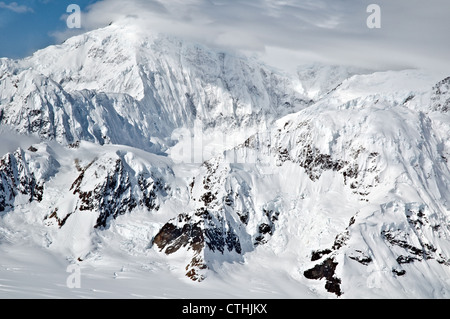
[1,20,450,299]
[1,22,310,155]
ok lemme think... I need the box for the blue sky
[0,0,98,58]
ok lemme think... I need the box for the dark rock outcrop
[0,148,44,213]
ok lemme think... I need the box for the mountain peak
[21,23,145,100]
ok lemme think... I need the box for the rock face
[152,157,279,281]
[431,76,450,112]
[69,156,166,229]
[43,151,172,232]
[304,257,342,296]
[152,210,241,281]
[0,147,52,213]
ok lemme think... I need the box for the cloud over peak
[53,0,450,75]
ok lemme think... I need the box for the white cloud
[0,1,34,13]
[52,0,450,74]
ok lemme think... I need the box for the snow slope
[1,20,450,299]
